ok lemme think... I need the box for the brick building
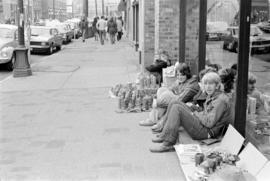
[125,0,201,74]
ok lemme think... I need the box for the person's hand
[152,99,157,108]
[186,102,193,107]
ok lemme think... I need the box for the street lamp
[13,0,32,77]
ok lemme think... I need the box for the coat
[194,90,233,137]
[170,76,200,103]
[107,20,117,34]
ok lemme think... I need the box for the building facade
[0,0,33,24]
[41,0,67,21]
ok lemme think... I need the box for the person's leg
[139,107,166,126]
[161,103,208,143]
[150,103,208,152]
[82,29,86,42]
[101,31,105,45]
[110,33,113,43]
[112,33,116,44]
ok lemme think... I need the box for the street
[0,48,66,82]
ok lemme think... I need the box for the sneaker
[139,119,156,126]
[149,142,174,153]
[152,136,164,143]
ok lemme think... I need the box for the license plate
[258,47,265,51]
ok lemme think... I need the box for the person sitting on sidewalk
[150,72,233,153]
[151,68,215,133]
[145,50,172,86]
[247,73,268,115]
[139,63,200,127]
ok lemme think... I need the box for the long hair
[219,68,236,93]
[175,63,192,79]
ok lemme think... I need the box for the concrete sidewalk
[0,38,185,180]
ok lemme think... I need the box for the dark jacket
[171,76,200,103]
[107,20,117,34]
[79,20,88,30]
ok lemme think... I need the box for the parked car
[65,20,81,39]
[257,22,270,33]
[206,21,229,41]
[54,23,73,44]
[30,26,63,55]
[0,24,18,71]
[223,25,270,54]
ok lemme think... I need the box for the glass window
[31,28,50,36]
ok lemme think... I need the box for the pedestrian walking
[96,16,107,45]
[107,17,117,44]
[116,17,124,41]
[92,17,99,41]
[104,17,109,41]
[79,16,88,43]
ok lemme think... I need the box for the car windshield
[0,28,14,38]
[31,28,50,36]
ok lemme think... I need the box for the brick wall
[141,0,155,68]
[155,0,180,64]
[185,0,200,74]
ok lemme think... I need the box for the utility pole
[102,0,104,16]
[53,0,55,19]
[13,0,32,77]
[83,0,88,17]
[95,0,98,16]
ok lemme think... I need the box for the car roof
[0,24,17,30]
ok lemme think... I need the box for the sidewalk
[0,38,185,180]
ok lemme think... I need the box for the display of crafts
[190,151,240,181]
[110,72,159,113]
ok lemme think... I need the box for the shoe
[139,119,156,126]
[152,136,164,143]
[149,143,174,153]
[151,123,163,132]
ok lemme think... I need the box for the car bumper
[30,45,50,52]
[251,44,270,51]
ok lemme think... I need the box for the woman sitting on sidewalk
[139,63,200,126]
[150,72,233,153]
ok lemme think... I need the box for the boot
[149,142,174,153]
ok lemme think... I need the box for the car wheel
[223,43,227,50]
[48,45,54,55]
[6,55,15,71]
[56,45,61,51]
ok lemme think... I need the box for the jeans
[160,102,209,144]
[99,30,106,45]
[109,33,116,44]
[82,29,86,42]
